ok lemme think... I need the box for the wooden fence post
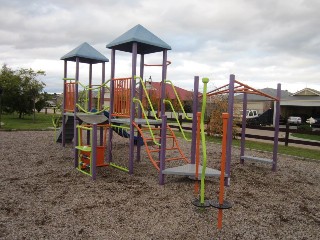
[285,122,290,146]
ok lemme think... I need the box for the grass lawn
[175,131,320,161]
[0,112,56,130]
[291,133,320,141]
[1,113,319,161]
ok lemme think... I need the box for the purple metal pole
[240,92,247,164]
[159,50,168,162]
[272,83,281,171]
[89,63,93,110]
[74,58,80,168]
[92,123,97,180]
[138,54,144,118]
[160,50,168,117]
[129,42,138,174]
[107,49,115,163]
[225,74,235,186]
[190,76,199,164]
[62,60,67,147]
[100,63,105,147]
[101,62,105,110]
[87,64,93,145]
[136,54,144,162]
[159,115,167,185]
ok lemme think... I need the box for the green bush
[297,124,312,132]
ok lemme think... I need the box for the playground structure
[206,75,281,185]
[56,24,283,231]
[58,25,221,182]
[57,24,281,190]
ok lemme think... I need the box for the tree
[206,94,239,138]
[0,65,21,114]
[0,64,46,119]
[35,92,50,113]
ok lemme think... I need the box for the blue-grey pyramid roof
[61,42,109,64]
[106,24,171,54]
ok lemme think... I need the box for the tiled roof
[147,82,193,101]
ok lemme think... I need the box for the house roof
[281,88,320,106]
[106,24,171,54]
[61,42,109,64]
[147,82,193,101]
[234,88,291,101]
[292,88,320,96]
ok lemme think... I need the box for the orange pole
[194,112,201,195]
[217,112,229,229]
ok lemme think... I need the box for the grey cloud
[0,0,319,93]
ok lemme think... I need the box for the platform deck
[162,164,222,177]
[241,155,273,164]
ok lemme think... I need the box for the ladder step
[145,137,161,141]
[143,137,174,142]
[148,147,178,153]
[154,157,186,163]
[165,157,186,162]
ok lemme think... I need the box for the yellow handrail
[132,97,161,146]
[134,76,159,120]
[163,99,190,142]
[165,79,192,121]
[76,80,110,113]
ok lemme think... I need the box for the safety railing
[76,80,110,114]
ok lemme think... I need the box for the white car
[287,116,302,125]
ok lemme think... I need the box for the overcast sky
[0,0,319,94]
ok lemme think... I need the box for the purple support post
[88,63,93,110]
[101,62,106,110]
[129,42,138,174]
[86,64,93,145]
[190,76,199,164]
[136,54,144,162]
[159,50,168,162]
[107,49,115,163]
[100,62,105,151]
[74,119,79,168]
[62,60,67,147]
[159,115,167,185]
[100,64,105,160]
[138,54,144,118]
[225,74,235,186]
[92,123,97,180]
[272,84,281,171]
[74,58,80,168]
[240,92,247,164]
[160,50,168,117]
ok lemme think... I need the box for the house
[234,88,291,115]
[234,87,320,123]
[280,88,320,121]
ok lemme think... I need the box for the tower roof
[106,24,171,54]
[61,42,109,64]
